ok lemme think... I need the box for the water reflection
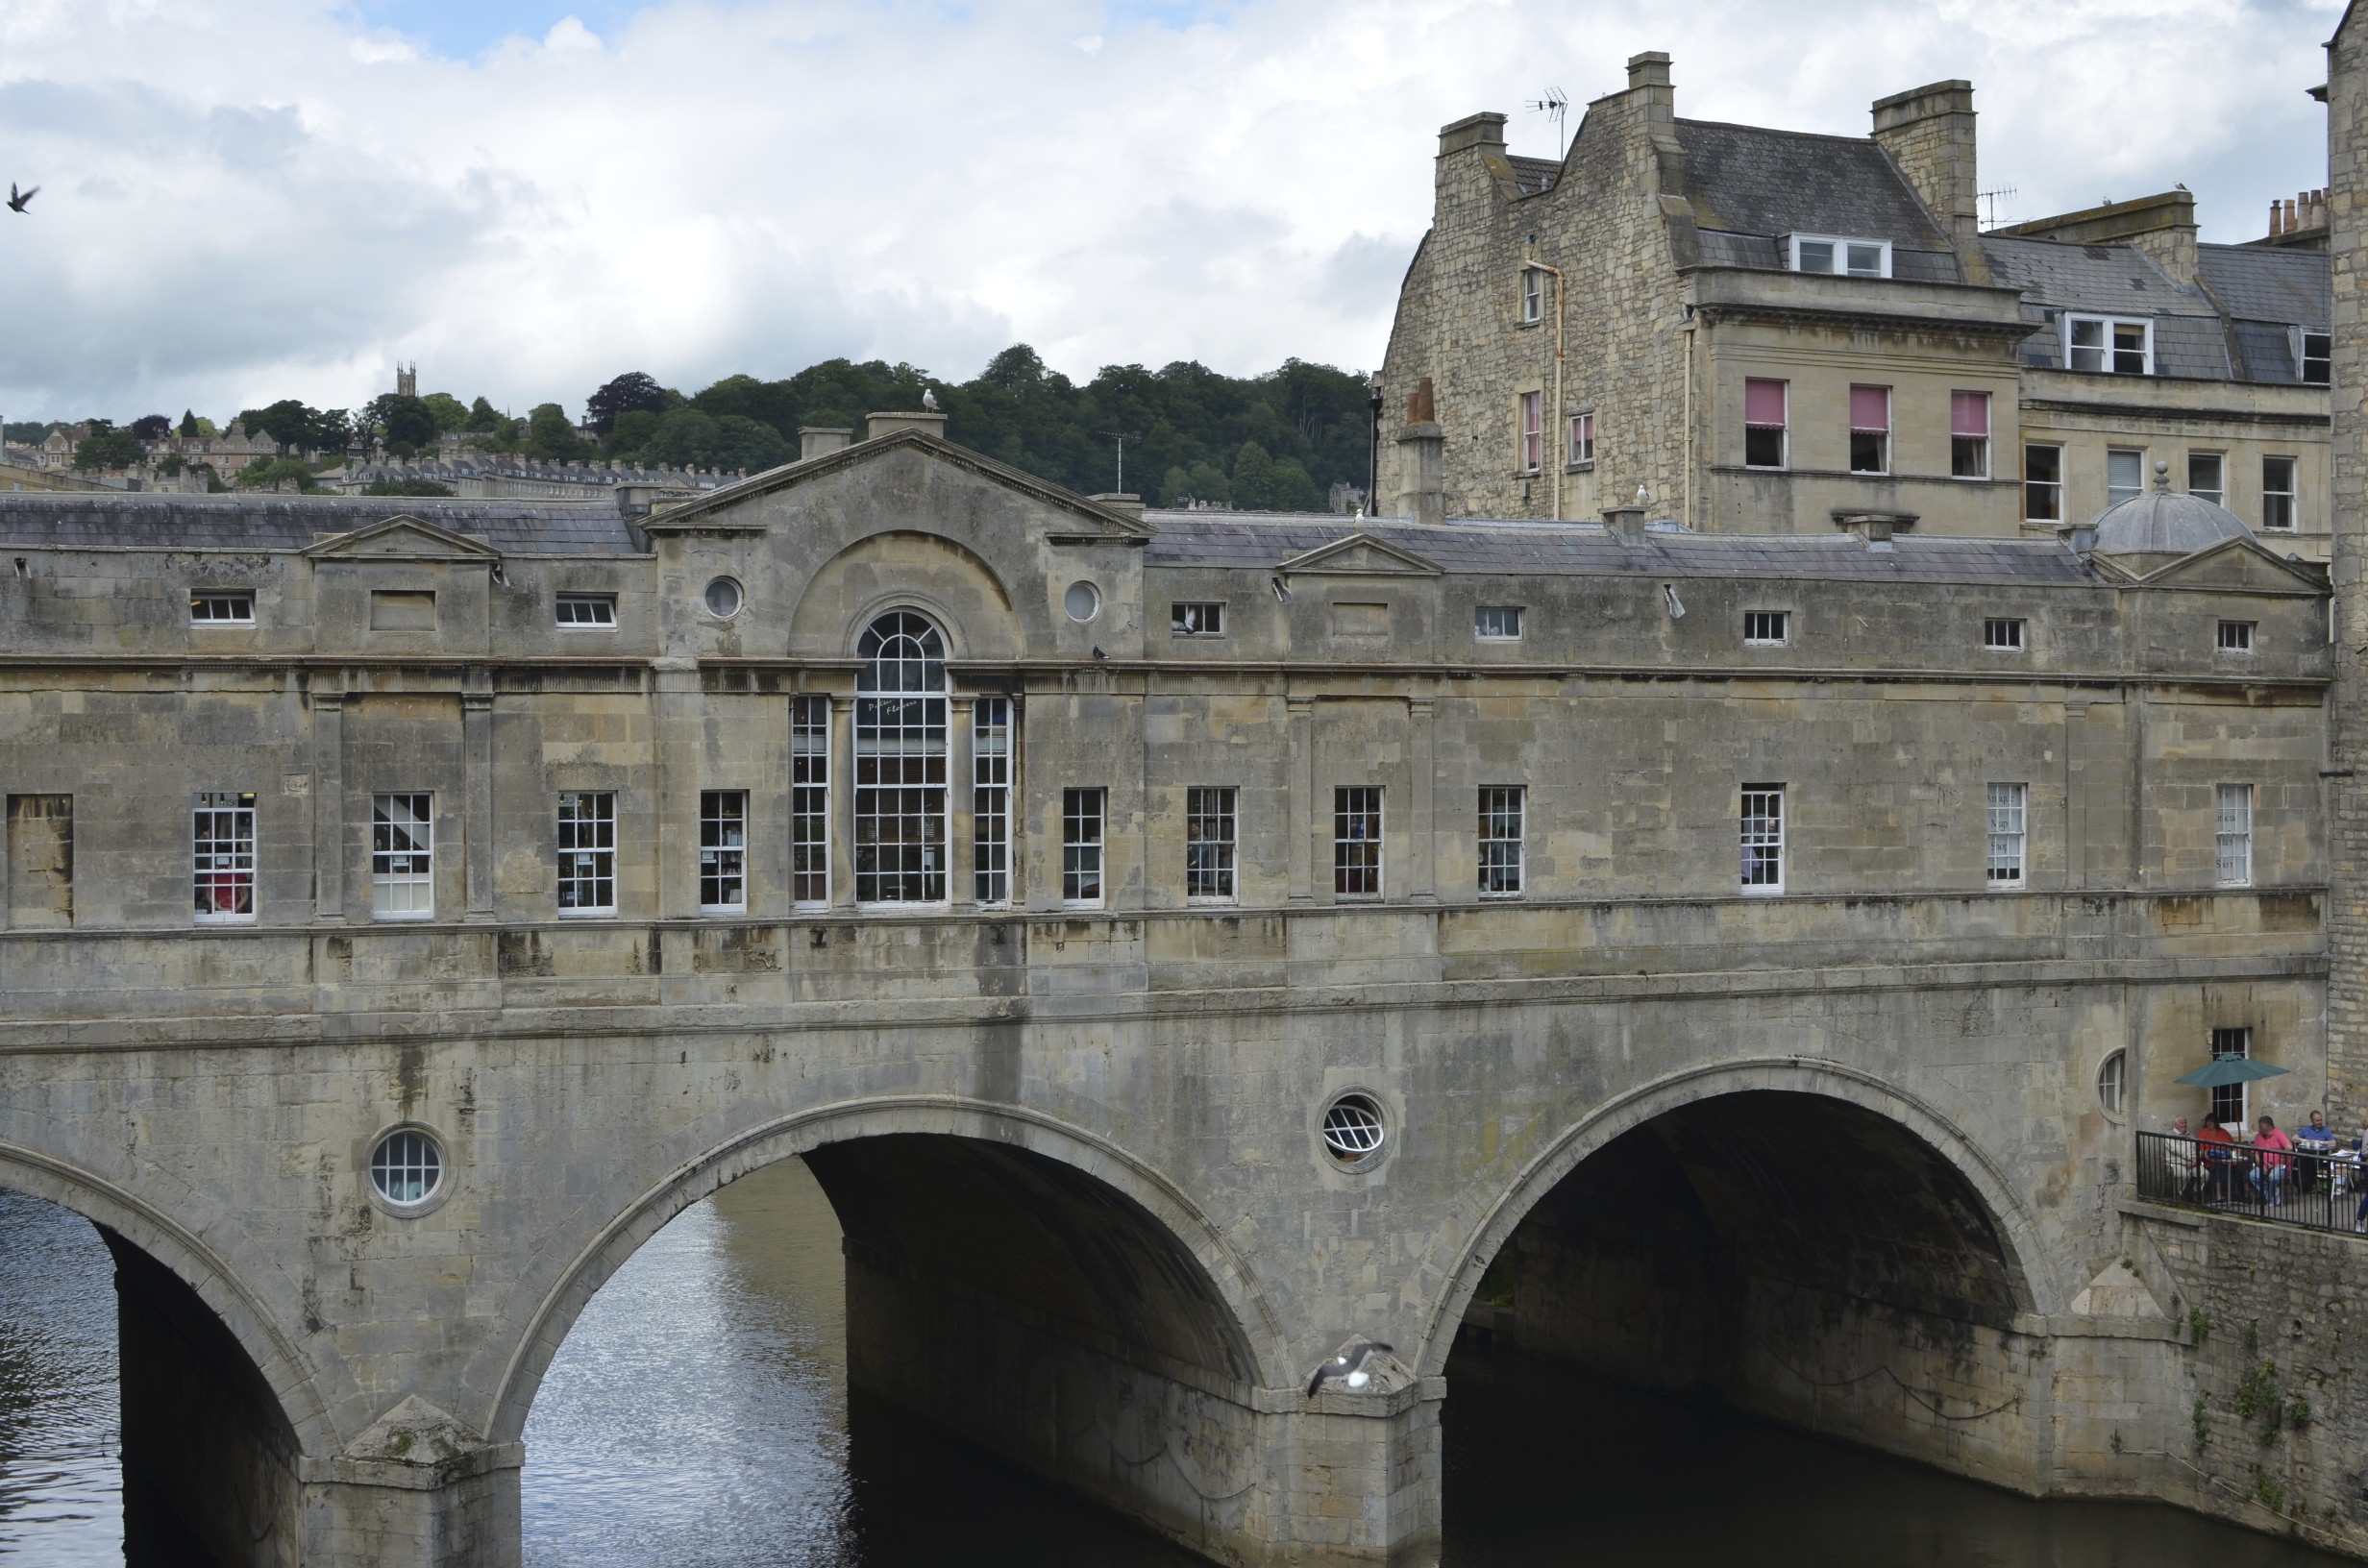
[1,1166,2360,1568]
[0,1189,122,1567]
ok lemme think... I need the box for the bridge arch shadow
[0,1147,314,1568]
[491,1097,1285,1562]
[1424,1063,2056,1503]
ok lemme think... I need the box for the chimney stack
[1872,81,1984,281]
[1625,52,1673,121]
[799,427,852,460]
[1394,377,1444,527]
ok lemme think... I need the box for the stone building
[1380,57,2335,559]
[1,395,2361,1563]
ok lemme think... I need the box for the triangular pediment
[1278,532,1442,577]
[304,514,502,562]
[645,428,1154,540]
[2127,535,2326,594]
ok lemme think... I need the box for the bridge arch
[1418,1057,2057,1381]
[488,1094,1289,1447]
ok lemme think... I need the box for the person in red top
[2249,1115,2295,1208]
[2197,1119,2236,1203]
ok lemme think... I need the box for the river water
[0,1166,2356,1567]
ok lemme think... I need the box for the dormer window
[1788,235,1891,278]
[2298,330,2331,385]
[2065,315,2152,375]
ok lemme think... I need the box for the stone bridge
[3,881,2339,1565]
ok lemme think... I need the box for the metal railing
[2135,1130,2365,1236]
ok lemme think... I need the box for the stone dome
[2085,462,2253,559]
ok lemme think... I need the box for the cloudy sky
[0,0,2341,423]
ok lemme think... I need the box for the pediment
[647,428,1153,541]
[1278,532,1442,577]
[304,515,502,563]
[2127,535,2326,594]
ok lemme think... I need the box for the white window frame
[2216,620,2256,653]
[2107,448,2145,508]
[1743,378,1788,470]
[1186,785,1237,904]
[1742,609,1788,646]
[555,790,617,917]
[2261,455,2297,530]
[1171,602,1224,637]
[1475,605,1523,642]
[973,698,1011,907]
[555,592,617,628]
[1334,786,1384,900]
[2064,314,2154,376]
[1567,411,1594,466]
[193,791,257,924]
[1739,785,1785,894]
[1984,618,2026,651]
[791,695,831,909]
[1517,391,1542,474]
[2215,783,2253,888]
[1950,390,1990,480]
[2209,1025,2253,1132]
[699,789,747,915]
[1063,787,1106,909]
[2298,328,2331,386]
[1986,782,2027,889]
[371,794,434,920]
[854,612,950,907]
[1478,785,1524,898]
[190,590,255,625]
[1519,268,1544,325]
[1787,234,1892,278]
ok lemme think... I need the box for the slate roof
[1980,235,2235,380]
[2198,243,2329,331]
[0,495,643,555]
[1673,119,1959,281]
[1143,511,2096,585]
[1508,156,1560,197]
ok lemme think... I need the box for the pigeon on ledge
[1306,1339,1394,1397]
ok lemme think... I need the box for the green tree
[362,478,456,497]
[235,456,320,490]
[1230,442,1280,510]
[524,404,588,461]
[588,372,671,435]
[364,394,439,455]
[421,393,469,434]
[70,422,144,472]
[177,408,201,437]
[463,397,506,433]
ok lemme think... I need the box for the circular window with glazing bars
[370,1129,445,1211]
[1320,1093,1387,1165]
[703,576,744,619]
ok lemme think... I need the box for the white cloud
[0,0,2342,422]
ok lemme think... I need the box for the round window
[1063,580,1100,623]
[370,1129,445,1210]
[703,576,744,619]
[2096,1049,2127,1118]
[1320,1093,1387,1164]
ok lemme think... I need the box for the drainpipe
[1524,244,1566,520]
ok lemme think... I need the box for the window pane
[371,794,433,919]
[855,613,948,903]
[699,790,747,911]
[1849,386,1889,431]
[2216,783,2252,886]
[1844,243,1884,277]
[2024,445,2061,521]
[2262,457,2296,529]
[556,791,617,914]
[1478,786,1523,896]
[2108,449,2143,505]
[2112,321,2149,375]
[1986,782,2026,886]
[2068,318,2106,373]
[792,695,831,906]
[1334,787,1384,897]
[2187,453,2224,504]
[1740,788,1784,889]
[973,698,1011,905]
[1797,239,1834,273]
[1744,379,1788,428]
[193,791,257,920]
[1063,788,1105,905]
[1186,786,1237,901]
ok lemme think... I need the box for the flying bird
[7,184,37,214]
[1305,1339,1394,1397]
[922,387,939,411]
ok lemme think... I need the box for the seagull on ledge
[922,386,939,411]
[1306,1339,1394,1396]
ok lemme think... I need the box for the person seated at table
[2296,1111,2338,1192]
[2164,1116,2205,1199]
[2198,1118,2237,1201]
[2250,1115,2295,1207]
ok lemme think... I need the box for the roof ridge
[1674,116,1875,147]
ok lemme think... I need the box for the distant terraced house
[1380,53,2334,560]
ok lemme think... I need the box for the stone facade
[1382,55,2336,562]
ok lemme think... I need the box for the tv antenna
[1526,88,1570,160]
[1978,184,2017,231]
[1100,430,1140,495]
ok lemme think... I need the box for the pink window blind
[1744,379,1787,427]
[1951,391,1989,437]
[1849,385,1890,432]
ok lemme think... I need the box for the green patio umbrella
[2173,1057,2291,1089]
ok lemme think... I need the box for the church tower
[396,362,417,399]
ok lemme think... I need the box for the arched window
[855,611,948,903]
